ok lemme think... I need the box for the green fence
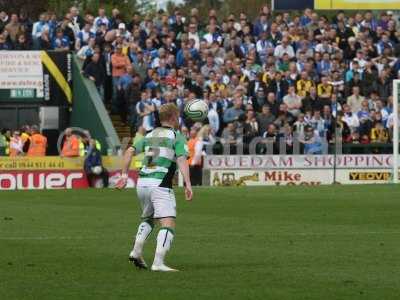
[70,55,121,154]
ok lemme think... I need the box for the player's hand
[115,175,128,189]
[184,185,193,201]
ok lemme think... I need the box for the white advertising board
[210,169,396,186]
[205,155,398,186]
[0,51,44,91]
[204,155,397,170]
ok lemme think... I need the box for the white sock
[130,221,153,258]
[153,227,175,266]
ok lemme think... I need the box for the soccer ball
[91,166,103,175]
[184,99,209,122]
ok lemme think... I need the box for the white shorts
[136,186,176,219]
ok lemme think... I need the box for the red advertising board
[0,170,138,190]
[0,156,139,190]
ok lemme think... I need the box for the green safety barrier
[70,55,121,155]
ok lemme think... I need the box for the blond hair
[197,125,210,139]
[158,103,179,123]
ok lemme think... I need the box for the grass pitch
[1,185,400,300]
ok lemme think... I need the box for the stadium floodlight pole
[393,80,399,184]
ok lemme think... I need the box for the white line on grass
[1,231,400,240]
[0,236,101,240]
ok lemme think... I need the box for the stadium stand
[0,5,399,157]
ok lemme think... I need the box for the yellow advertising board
[315,0,400,9]
[0,156,142,171]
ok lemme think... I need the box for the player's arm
[175,132,193,201]
[116,146,136,189]
[177,156,193,201]
[121,146,135,175]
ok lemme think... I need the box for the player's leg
[150,188,178,272]
[131,217,154,258]
[152,217,176,271]
[129,186,154,269]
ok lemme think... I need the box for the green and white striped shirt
[134,126,188,188]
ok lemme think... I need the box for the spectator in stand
[75,22,95,50]
[101,43,113,104]
[61,128,80,157]
[262,123,278,154]
[9,130,23,156]
[111,44,130,113]
[293,113,308,137]
[188,22,200,50]
[14,34,29,50]
[136,91,157,132]
[93,8,110,32]
[118,65,136,124]
[317,76,333,103]
[376,32,393,55]
[221,122,241,154]
[370,122,389,144]
[243,107,259,148]
[347,86,365,113]
[39,28,52,50]
[187,126,201,185]
[0,11,9,32]
[248,78,267,111]
[223,93,245,124]
[342,104,360,133]
[0,129,9,156]
[265,92,279,117]
[257,105,275,135]
[373,69,392,100]
[274,36,295,59]
[83,52,106,100]
[357,100,373,136]
[310,110,325,136]
[203,23,222,46]
[280,123,294,154]
[26,125,47,157]
[296,71,315,98]
[5,13,22,44]
[77,37,95,60]
[70,6,84,31]
[125,76,142,132]
[20,125,30,152]
[59,15,76,50]
[300,125,323,154]
[32,13,49,49]
[52,28,70,51]
[207,92,223,135]
[301,86,318,113]
[0,32,11,50]
[283,85,302,117]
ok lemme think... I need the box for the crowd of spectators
[1,5,400,154]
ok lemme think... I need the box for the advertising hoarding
[206,155,399,186]
[273,0,400,10]
[204,155,396,170]
[315,0,400,10]
[0,156,139,190]
[0,51,72,105]
[0,51,44,99]
[210,169,397,186]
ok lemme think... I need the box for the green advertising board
[10,89,36,99]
